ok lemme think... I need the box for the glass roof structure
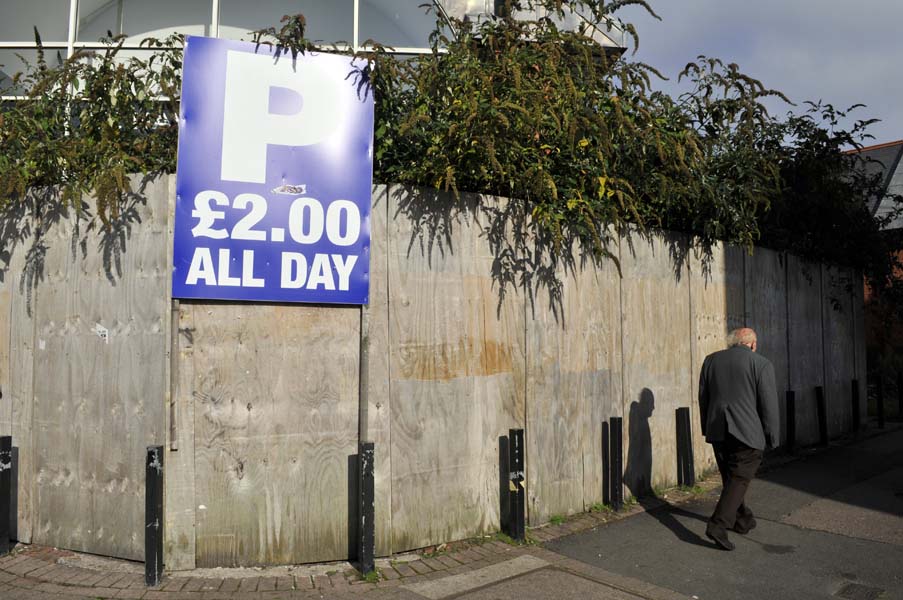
[1,0,625,97]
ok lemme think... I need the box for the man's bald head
[728,328,757,352]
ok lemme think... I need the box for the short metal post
[897,371,903,418]
[506,428,525,541]
[877,377,885,429]
[897,371,903,419]
[675,409,685,487]
[609,417,623,510]
[851,379,860,433]
[145,446,164,587]
[358,441,375,575]
[682,409,695,486]
[786,390,796,452]
[675,408,694,487]
[601,421,610,506]
[0,436,11,556]
[816,386,828,446]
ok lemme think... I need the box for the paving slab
[456,567,649,600]
[401,555,547,599]
[782,466,903,545]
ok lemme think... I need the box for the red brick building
[853,140,903,372]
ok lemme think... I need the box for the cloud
[615,0,903,143]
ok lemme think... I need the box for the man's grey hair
[727,328,757,347]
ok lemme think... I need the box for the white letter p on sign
[220,51,346,183]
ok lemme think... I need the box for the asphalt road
[546,428,903,600]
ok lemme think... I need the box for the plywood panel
[1,208,35,541]
[164,174,199,571]
[388,186,525,551]
[31,179,169,559]
[192,303,359,566]
[0,245,11,437]
[787,255,825,446]
[689,243,746,477]
[822,266,856,437]
[525,236,621,525]
[32,207,95,553]
[0,211,24,435]
[745,248,790,444]
[165,301,197,570]
[620,231,692,496]
[365,184,393,556]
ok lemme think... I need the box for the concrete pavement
[548,425,903,600]
[0,541,691,599]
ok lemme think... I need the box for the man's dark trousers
[711,433,762,531]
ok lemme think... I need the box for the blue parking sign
[172,36,374,304]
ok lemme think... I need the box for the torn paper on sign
[93,323,109,344]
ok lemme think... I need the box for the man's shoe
[706,524,735,551]
[732,517,757,534]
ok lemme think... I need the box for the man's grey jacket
[698,345,780,450]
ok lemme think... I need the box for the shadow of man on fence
[625,388,710,548]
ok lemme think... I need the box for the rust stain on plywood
[397,338,514,380]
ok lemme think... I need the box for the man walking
[698,327,779,551]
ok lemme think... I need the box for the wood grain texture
[0,212,21,436]
[164,175,199,571]
[821,266,856,437]
[30,180,169,560]
[786,255,825,446]
[165,301,197,570]
[387,186,525,552]
[2,209,35,541]
[365,184,393,556]
[619,230,692,496]
[744,247,790,444]
[525,234,622,524]
[191,303,359,566]
[688,242,746,476]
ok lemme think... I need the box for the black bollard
[499,436,510,536]
[505,429,526,541]
[609,417,623,510]
[897,372,903,419]
[877,377,885,429]
[145,446,164,587]
[675,410,686,487]
[357,442,375,575]
[816,386,828,446]
[675,408,695,487]
[786,390,796,452]
[898,372,903,419]
[601,421,610,506]
[0,436,10,556]
[852,379,860,433]
[683,410,695,486]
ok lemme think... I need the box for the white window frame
[1,0,443,100]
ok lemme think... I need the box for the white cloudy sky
[614,0,902,146]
